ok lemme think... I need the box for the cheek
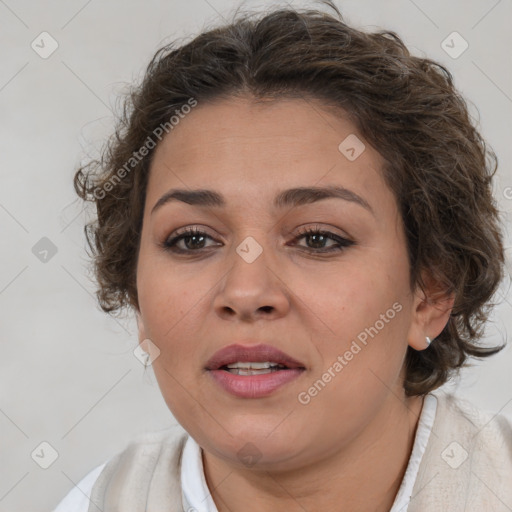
[307,263,404,332]
[137,244,202,323]
[304,254,412,379]
[137,266,203,364]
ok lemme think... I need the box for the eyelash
[162,225,354,255]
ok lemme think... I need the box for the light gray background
[0,1,511,510]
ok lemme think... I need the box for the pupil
[186,235,205,249]
[309,234,325,248]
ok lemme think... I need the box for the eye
[162,224,354,255]
[291,225,354,253]
[163,227,220,254]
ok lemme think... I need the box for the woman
[53,1,512,510]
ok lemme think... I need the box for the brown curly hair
[74,0,506,396]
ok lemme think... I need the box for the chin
[208,436,306,472]
[202,420,309,467]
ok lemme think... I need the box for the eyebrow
[150,185,374,216]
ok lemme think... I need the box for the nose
[212,239,291,323]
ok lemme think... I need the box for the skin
[135,95,454,511]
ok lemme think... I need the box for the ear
[407,270,455,351]
[135,310,147,344]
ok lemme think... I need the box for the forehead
[146,96,392,214]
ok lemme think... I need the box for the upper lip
[205,343,305,370]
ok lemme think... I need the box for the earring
[425,336,432,347]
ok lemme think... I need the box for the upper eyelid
[168,225,347,238]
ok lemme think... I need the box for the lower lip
[208,368,304,398]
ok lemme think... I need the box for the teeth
[226,361,283,370]
[226,368,280,375]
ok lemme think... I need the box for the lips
[205,343,305,371]
[206,343,306,399]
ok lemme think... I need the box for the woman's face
[136,96,432,470]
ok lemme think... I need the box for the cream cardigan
[84,389,512,511]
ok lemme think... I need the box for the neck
[202,393,424,512]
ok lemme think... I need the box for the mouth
[205,343,305,371]
[205,343,306,398]
[221,361,291,375]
